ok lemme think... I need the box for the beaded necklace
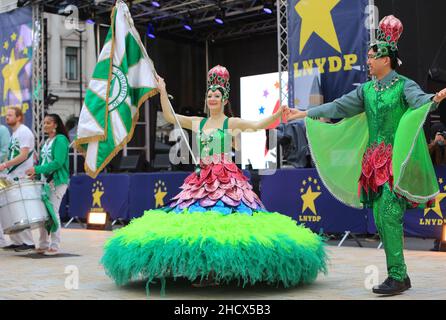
[373,75,400,92]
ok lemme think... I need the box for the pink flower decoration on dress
[170,153,263,210]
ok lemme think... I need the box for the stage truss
[32,2,45,149]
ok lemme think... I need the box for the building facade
[45,13,96,123]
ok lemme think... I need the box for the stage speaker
[119,154,144,172]
[152,153,171,170]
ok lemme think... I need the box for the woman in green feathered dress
[101,65,327,292]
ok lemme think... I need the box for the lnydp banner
[0,6,33,128]
[288,0,369,109]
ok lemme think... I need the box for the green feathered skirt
[101,209,327,289]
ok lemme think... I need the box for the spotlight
[263,1,273,14]
[184,23,192,31]
[183,17,193,31]
[151,1,160,7]
[214,11,224,25]
[44,93,59,106]
[86,211,111,230]
[146,23,156,39]
[263,6,272,14]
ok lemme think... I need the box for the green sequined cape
[306,79,439,209]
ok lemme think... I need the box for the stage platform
[0,227,445,300]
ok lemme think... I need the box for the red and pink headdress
[207,65,230,100]
[373,15,403,60]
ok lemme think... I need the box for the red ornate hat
[373,15,403,60]
[207,65,230,100]
[378,15,403,44]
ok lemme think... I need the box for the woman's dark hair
[45,113,69,139]
[370,44,399,70]
[207,87,233,117]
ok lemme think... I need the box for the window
[65,47,78,80]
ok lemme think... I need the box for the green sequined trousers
[372,183,407,281]
[363,77,408,281]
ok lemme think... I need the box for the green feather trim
[101,210,328,288]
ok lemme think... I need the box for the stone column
[85,23,96,85]
[48,14,61,90]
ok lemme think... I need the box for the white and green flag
[74,0,158,178]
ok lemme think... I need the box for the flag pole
[164,95,199,167]
[121,3,199,168]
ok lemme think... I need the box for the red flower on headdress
[379,15,403,43]
[207,65,230,92]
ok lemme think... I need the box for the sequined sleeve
[306,84,365,119]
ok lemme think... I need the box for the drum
[0,179,48,234]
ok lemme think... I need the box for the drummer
[25,114,69,256]
[0,123,11,248]
[0,107,35,252]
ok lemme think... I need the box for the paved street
[0,228,445,300]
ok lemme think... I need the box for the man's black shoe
[13,244,35,253]
[2,244,22,250]
[372,277,411,295]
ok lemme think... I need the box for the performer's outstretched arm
[228,106,284,132]
[404,79,446,110]
[156,75,202,131]
[287,85,365,120]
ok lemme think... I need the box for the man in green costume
[288,15,446,295]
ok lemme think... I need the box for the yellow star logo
[92,188,104,207]
[10,33,17,41]
[2,50,28,101]
[154,180,167,208]
[424,193,446,219]
[438,178,443,184]
[301,185,321,215]
[295,0,341,54]
[3,41,9,50]
[154,187,167,208]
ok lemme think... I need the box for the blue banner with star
[128,172,190,219]
[261,167,445,239]
[261,168,367,234]
[0,7,33,128]
[68,174,131,221]
[288,0,369,109]
[367,166,446,239]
